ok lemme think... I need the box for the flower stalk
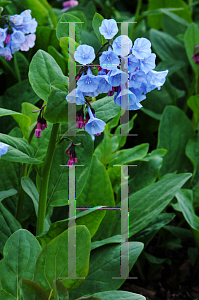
[36,123,59,236]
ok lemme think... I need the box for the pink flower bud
[35,129,41,138]
[4,34,10,44]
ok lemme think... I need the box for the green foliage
[1,1,199,299]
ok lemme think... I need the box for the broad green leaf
[128,149,167,194]
[0,189,17,202]
[0,1,11,7]
[176,189,199,231]
[0,80,39,135]
[155,60,186,76]
[29,50,68,102]
[128,173,192,237]
[92,13,106,44]
[140,86,172,121]
[184,23,199,73]
[162,10,190,37]
[34,225,91,296]
[21,177,51,231]
[53,279,69,300]
[186,133,199,186]
[144,252,171,265]
[21,102,38,125]
[56,13,82,43]
[43,84,68,124]
[46,132,93,208]
[91,291,146,300]
[157,106,194,177]
[132,213,175,246]
[94,125,112,162]
[13,51,29,81]
[68,10,87,30]
[103,143,149,166]
[0,201,21,254]
[77,155,115,241]
[60,36,79,55]
[0,229,42,300]
[37,207,106,248]
[0,107,31,138]
[0,160,22,217]
[76,296,101,300]
[91,95,120,123]
[29,121,53,162]
[69,242,144,299]
[147,0,191,29]
[112,173,192,237]
[164,225,192,239]
[187,95,199,127]
[0,134,42,164]
[113,114,137,149]
[48,45,67,74]
[91,235,121,251]
[150,29,188,62]
[23,0,57,27]
[0,133,34,157]
[35,27,59,52]
[81,30,101,53]
[19,279,48,300]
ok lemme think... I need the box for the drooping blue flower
[9,14,23,26]
[0,142,9,158]
[99,19,118,40]
[0,28,7,43]
[129,87,146,103]
[66,88,86,105]
[139,53,156,73]
[20,33,36,51]
[74,44,95,65]
[11,29,25,44]
[108,68,128,87]
[83,87,101,97]
[77,67,100,92]
[99,46,120,70]
[124,54,140,73]
[131,38,151,59]
[112,35,132,56]
[85,106,106,136]
[129,71,147,89]
[97,73,112,93]
[114,87,141,110]
[145,70,169,93]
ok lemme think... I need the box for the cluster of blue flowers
[66,19,168,142]
[0,10,37,61]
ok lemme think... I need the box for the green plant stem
[14,52,21,82]
[16,163,27,222]
[36,123,59,236]
[192,228,199,250]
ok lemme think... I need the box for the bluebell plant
[0,10,37,60]
[66,18,168,148]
